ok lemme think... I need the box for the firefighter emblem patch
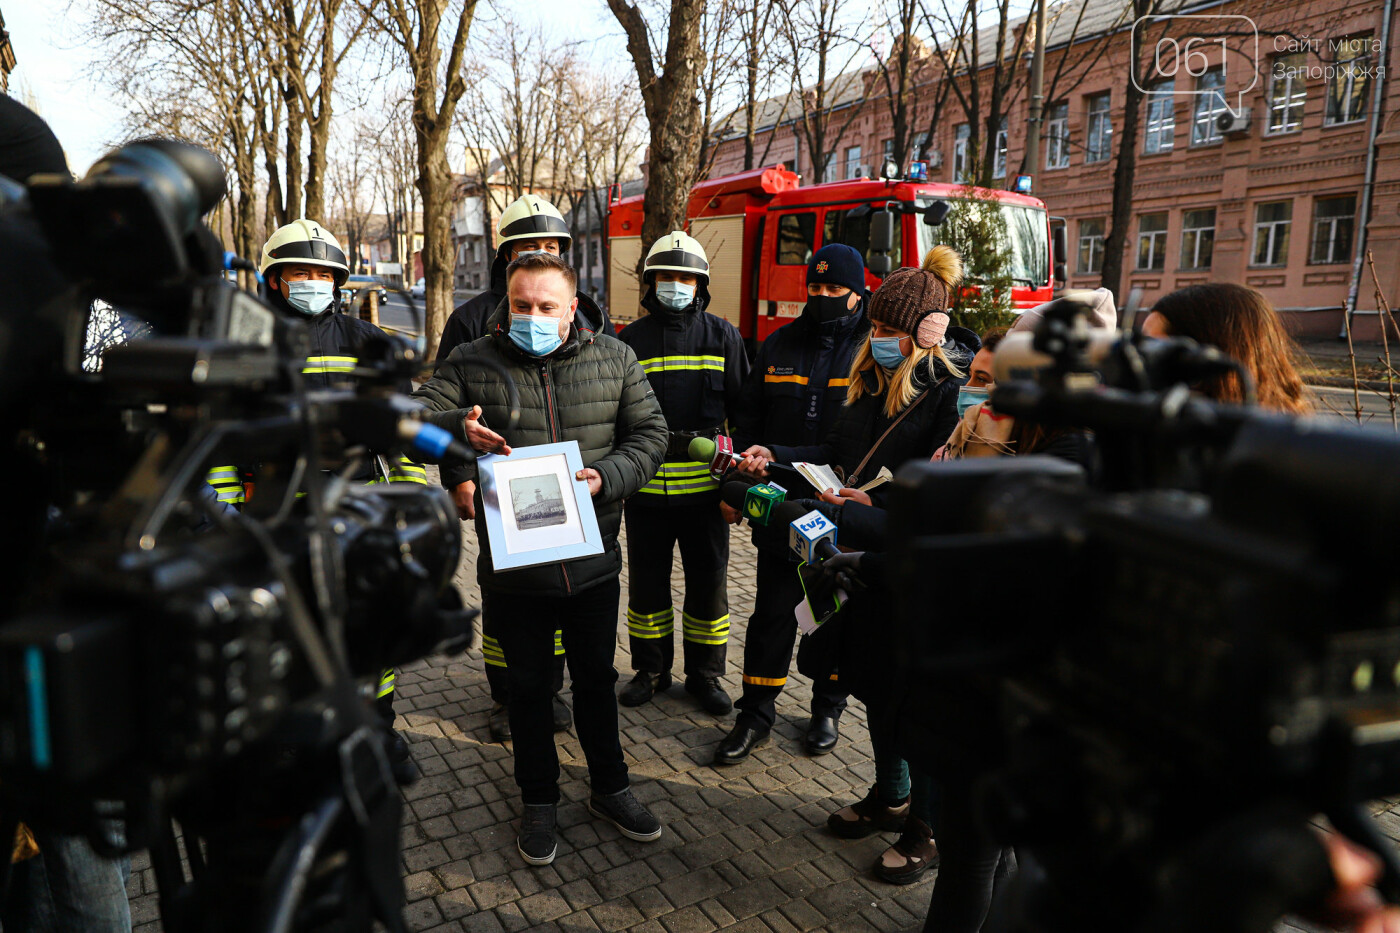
[816,261,829,273]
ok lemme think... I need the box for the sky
[4,3,125,173]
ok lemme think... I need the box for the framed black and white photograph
[477,441,605,571]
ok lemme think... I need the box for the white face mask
[286,280,335,315]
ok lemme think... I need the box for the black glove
[818,550,866,593]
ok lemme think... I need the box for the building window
[1078,218,1105,274]
[908,131,929,165]
[1085,93,1112,163]
[775,211,817,265]
[992,118,1008,178]
[845,145,863,179]
[1252,201,1292,266]
[1191,69,1227,146]
[1268,53,1306,134]
[1143,80,1175,153]
[1136,213,1168,271]
[882,137,895,164]
[1180,209,1215,270]
[821,156,839,184]
[1326,34,1372,125]
[1045,102,1070,169]
[1310,195,1356,264]
[953,124,970,182]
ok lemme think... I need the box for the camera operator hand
[818,487,872,507]
[452,480,476,521]
[818,551,867,593]
[1311,832,1400,933]
[736,445,774,477]
[464,405,511,455]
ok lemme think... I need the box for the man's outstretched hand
[464,405,511,455]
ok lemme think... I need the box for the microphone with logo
[689,435,804,485]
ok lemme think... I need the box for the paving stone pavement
[122,474,1400,933]
[127,483,932,933]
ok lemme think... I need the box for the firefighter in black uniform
[435,194,593,742]
[253,219,427,783]
[713,242,871,764]
[615,232,749,714]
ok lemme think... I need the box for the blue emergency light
[907,161,929,182]
[1012,174,1033,194]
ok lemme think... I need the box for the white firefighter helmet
[496,194,572,255]
[259,219,350,286]
[643,230,710,284]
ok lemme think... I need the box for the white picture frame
[476,441,605,571]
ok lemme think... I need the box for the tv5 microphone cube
[789,509,838,564]
[744,483,786,526]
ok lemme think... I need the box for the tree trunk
[608,0,706,279]
[1099,44,1147,306]
[284,99,305,220]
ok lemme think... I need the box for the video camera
[887,294,1400,932]
[0,140,484,932]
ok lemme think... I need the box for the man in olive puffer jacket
[413,252,669,867]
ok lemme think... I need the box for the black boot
[619,671,671,707]
[713,720,770,765]
[385,728,419,786]
[489,703,512,742]
[551,694,573,732]
[805,714,839,755]
[684,677,733,716]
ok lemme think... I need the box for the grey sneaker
[517,803,557,865]
[588,787,662,842]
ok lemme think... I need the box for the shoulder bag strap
[847,381,939,488]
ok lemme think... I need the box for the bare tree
[866,0,923,172]
[370,0,480,359]
[735,0,783,170]
[775,0,874,184]
[607,0,707,276]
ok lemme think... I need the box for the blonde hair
[846,338,964,418]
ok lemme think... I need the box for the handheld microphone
[719,475,787,526]
[689,435,804,484]
[772,500,839,563]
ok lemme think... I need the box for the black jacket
[731,302,871,453]
[436,249,611,361]
[616,287,749,506]
[769,327,979,490]
[413,299,668,597]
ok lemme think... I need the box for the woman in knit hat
[738,245,977,501]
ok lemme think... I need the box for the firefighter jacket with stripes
[206,303,428,505]
[616,288,749,506]
[730,300,871,454]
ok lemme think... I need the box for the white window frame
[1045,103,1070,169]
[1191,69,1227,146]
[1144,80,1175,154]
[1180,209,1216,270]
[1085,93,1112,164]
[1268,54,1306,135]
[1078,218,1105,274]
[992,119,1008,179]
[1135,213,1168,271]
[953,124,970,182]
[845,145,863,179]
[1325,36,1372,126]
[1310,196,1356,264]
[1252,201,1292,267]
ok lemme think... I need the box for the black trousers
[481,606,565,705]
[922,773,1016,933]
[623,501,730,680]
[734,548,849,730]
[484,579,629,805]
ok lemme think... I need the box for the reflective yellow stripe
[627,607,674,639]
[553,630,565,657]
[639,355,726,374]
[638,460,720,496]
[206,465,245,504]
[482,635,506,668]
[682,612,730,646]
[743,674,787,686]
[302,355,358,374]
[376,669,395,698]
[376,456,429,485]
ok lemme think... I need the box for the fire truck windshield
[916,198,1049,288]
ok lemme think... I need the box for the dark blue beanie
[807,243,866,295]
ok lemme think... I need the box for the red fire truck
[606,165,1060,343]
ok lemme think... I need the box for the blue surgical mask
[509,313,564,356]
[957,386,990,417]
[286,280,335,315]
[655,281,695,310]
[870,336,908,370]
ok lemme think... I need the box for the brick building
[705,0,1398,336]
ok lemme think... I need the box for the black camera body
[0,140,474,933]
[887,295,1400,931]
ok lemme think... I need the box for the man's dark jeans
[485,578,629,805]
